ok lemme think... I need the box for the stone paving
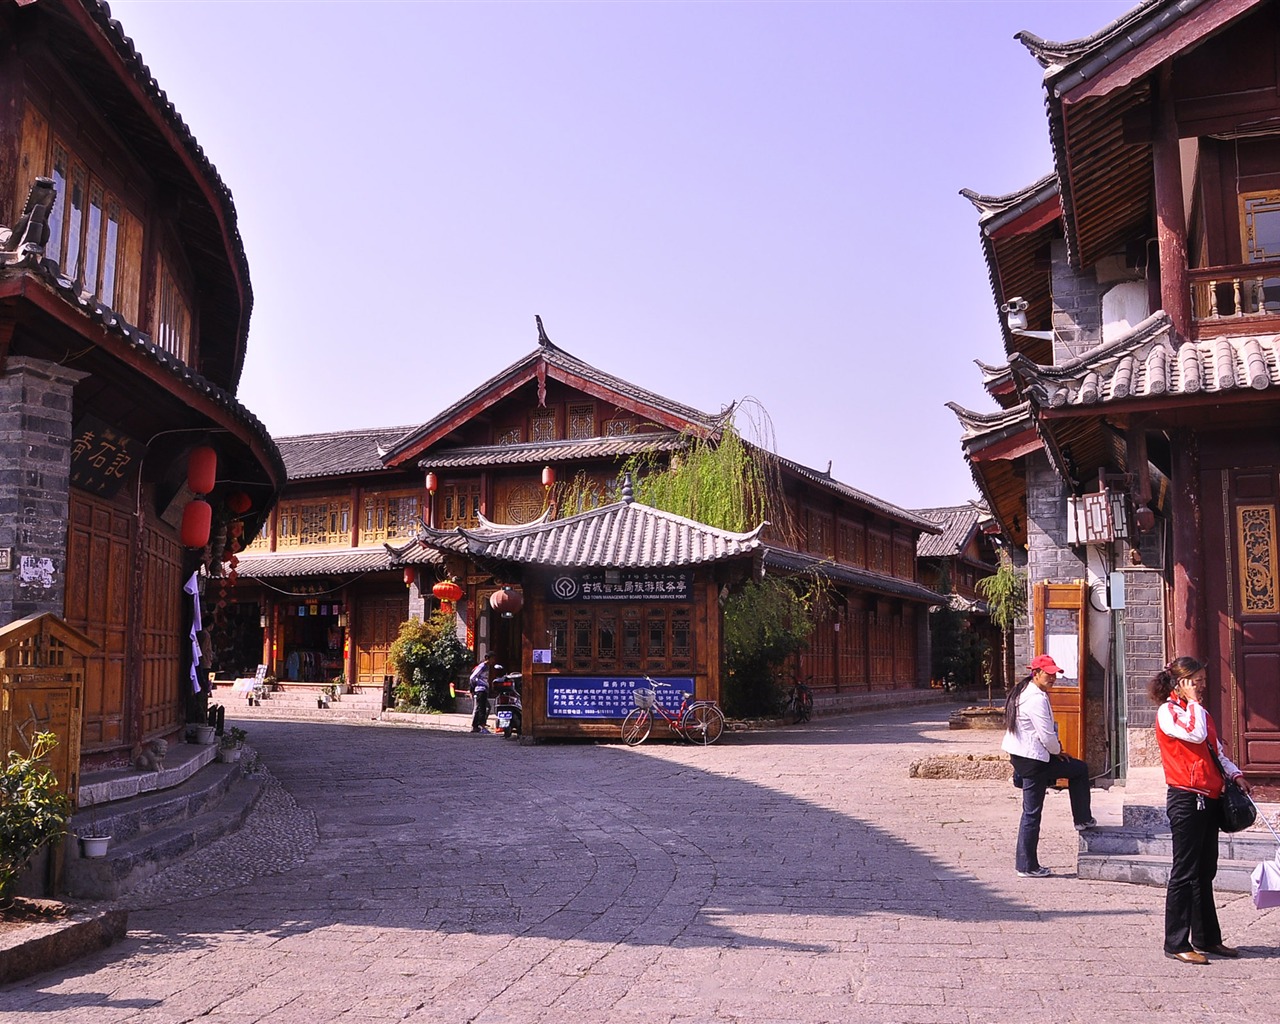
[2,705,1278,1022]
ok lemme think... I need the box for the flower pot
[217,745,242,763]
[192,724,217,745]
[80,835,110,858]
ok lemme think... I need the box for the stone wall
[1051,239,1103,364]
[0,357,84,622]
[1120,568,1167,768]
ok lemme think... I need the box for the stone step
[1077,849,1270,893]
[64,744,266,900]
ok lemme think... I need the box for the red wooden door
[1202,440,1280,773]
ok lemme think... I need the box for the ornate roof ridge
[945,400,1033,437]
[959,172,1058,221]
[1014,0,1174,69]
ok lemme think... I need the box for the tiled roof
[416,497,763,569]
[1009,313,1280,409]
[759,547,943,606]
[1015,1,1172,72]
[768,451,941,534]
[387,336,727,462]
[233,546,438,580]
[275,426,418,479]
[911,505,988,559]
[945,401,1034,443]
[421,432,690,470]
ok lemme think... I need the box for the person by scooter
[469,652,497,733]
[492,669,523,739]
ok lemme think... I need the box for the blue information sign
[546,676,695,719]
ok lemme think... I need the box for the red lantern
[489,586,523,617]
[227,491,252,515]
[403,566,417,588]
[180,499,212,548]
[432,579,464,604]
[541,466,556,489]
[187,446,217,495]
[229,520,244,539]
[425,472,438,494]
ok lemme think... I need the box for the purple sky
[108,0,1136,510]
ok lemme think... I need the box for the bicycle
[780,676,813,724]
[621,679,726,746]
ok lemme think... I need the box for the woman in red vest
[1152,657,1252,964]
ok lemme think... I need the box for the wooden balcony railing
[1189,259,1280,322]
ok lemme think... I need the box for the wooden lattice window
[153,255,192,362]
[605,416,634,437]
[894,539,915,580]
[868,531,890,574]
[276,500,350,548]
[502,482,544,525]
[838,520,866,567]
[361,491,420,544]
[568,403,595,440]
[495,427,522,446]
[439,481,481,530]
[549,607,569,661]
[530,410,557,443]
[808,512,834,557]
[554,603,692,674]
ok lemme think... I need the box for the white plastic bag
[1251,852,1280,910]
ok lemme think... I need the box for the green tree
[387,613,471,711]
[1,732,71,908]
[975,551,1027,704]
[721,577,818,717]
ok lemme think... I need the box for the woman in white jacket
[1001,654,1095,877]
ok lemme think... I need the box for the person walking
[469,652,496,733]
[1001,654,1096,878]
[1152,656,1252,965]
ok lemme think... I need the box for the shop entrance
[281,600,344,683]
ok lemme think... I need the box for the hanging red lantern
[541,465,556,489]
[180,499,212,548]
[425,471,438,494]
[229,520,244,539]
[403,566,417,588]
[432,579,464,604]
[187,446,217,495]
[489,586,523,617]
[227,491,252,515]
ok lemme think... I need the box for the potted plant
[217,726,246,763]
[1,732,74,902]
[79,801,110,858]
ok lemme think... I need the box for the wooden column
[1170,428,1206,659]
[1153,62,1191,339]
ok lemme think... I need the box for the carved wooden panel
[1239,504,1279,614]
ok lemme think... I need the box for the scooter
[491,670,523,739]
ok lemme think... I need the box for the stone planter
[217,745,242,763]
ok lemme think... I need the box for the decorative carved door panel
[355,592,406,687]
[1203,451,1280,773]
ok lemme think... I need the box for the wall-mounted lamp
[259,613,268,629]
[337,612,347,628]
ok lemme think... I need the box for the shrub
[387,613,470,711]
[721,577,816,717]
[0,732,72,908]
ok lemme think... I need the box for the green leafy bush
[1,732,72,907]
[387,612,470,711]
[722,577,816,717]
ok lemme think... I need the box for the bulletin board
[1032,580,1088,762]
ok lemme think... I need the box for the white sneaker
[1017,867,1052,878]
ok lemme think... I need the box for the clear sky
[107,0,1137,511]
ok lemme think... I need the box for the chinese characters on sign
[548,570,691,602]
[547,676,694,718]
[70,416,140,497]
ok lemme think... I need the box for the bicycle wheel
[798,693,813,723]
[621,708,651,746]
[680,703,725,745]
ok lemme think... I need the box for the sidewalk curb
[0,905,128,985]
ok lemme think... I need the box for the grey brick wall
[1119,568,1167,768]
[1051,239,1103,364]
[0,357,83,622]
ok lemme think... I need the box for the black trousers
[1009,753,1092,873]
[1164,787,1223,954]
[471,691,489,731]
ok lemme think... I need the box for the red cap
[1027,654,1065,675]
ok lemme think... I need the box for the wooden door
[355,592,407,687]
[1202,445,1280,772]
[1032,581,1088,762]
[65,492,131,750]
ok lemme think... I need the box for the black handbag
[1210,747,1257,833]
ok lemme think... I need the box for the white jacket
[1001,682,1062,762]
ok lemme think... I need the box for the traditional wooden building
[232,329,942,724]
[911,504,1002,690]
[951,0,1280,787]
[0,1,283,770]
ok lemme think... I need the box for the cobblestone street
[2,705,1277,1023]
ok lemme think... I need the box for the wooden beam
[1170,427,1206,659]
[1153,62,1192,339]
